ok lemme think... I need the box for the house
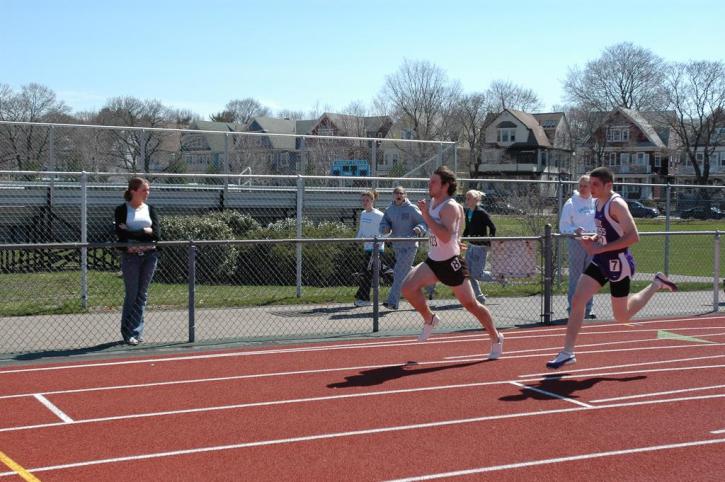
[578,107,677,200]
[180,120,246,174]
[475,110,573,196]
[299,113,393,176]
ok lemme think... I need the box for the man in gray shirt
[379,186,427,309]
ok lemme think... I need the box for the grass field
[1,216,722,317]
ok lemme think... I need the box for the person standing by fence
[379,186,427,310]
[354,190,385,307]
[559,175,597,319]
[462,189,496,304]
[114,177,160,345]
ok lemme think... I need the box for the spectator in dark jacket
[463,189,496,303]
[114,177,160,345]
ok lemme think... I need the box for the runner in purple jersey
[547,167,678,369]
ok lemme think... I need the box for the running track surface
[1,315,724,481]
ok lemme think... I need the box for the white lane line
[2,367,724,435]
[1,395,724,478]
[445,329,725,360]
[711,429,725,434]
[1,315,722,376]
[2,343,725,402]
[517,364,725,384]
[509,382,592,408]
[590,384,725,403]
[384,437,725,481]
[32,394,73,423]
[519,353,725,378]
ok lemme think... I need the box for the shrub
[157,215,238,283]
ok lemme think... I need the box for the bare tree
[276,109,306,120]
[659,60,725,187]
[0,83,70,170]
[377,59,461,141]
[486,80,542,112]
[563,42,666,112]
[210,98,270,125]
[94,97,173,173]
[454,92,489,175]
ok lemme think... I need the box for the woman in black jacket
[114,177,160,345]
[463,190,496,303]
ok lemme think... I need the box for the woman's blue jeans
[121,250,159,340]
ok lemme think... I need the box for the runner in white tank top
[428,197,461,261]
[400,166,503,359]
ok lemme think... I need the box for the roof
[506,109,552,147]
[185,120,245,152]
[247,117,297,150]
[619,108,665,147]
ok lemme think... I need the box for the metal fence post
[372,238,380,332]
[714,231,720,312]
[80,171,88,309]
[543,224,553,324]
[296,175,304,298]
[224,133,229,188]
[453,146,458,174]
[48,125,55,170]
[665,183,671,275]
[139,130,146,172]
[556,176,564,284]
[188,242,196,343]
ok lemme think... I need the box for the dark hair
[124,177,149,201]
[434,165,457,196]
[589,167,614,185]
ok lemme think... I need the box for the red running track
[0,315,724,481]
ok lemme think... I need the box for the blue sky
[2,0,724,118]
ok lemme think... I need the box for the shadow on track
[499,374,647,402]
[327,360,487,388]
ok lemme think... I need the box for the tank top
[428,197,461,261]
[593,194,627,253]
[593,193,635,280]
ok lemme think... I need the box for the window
[608,152,620,166]
[636,152,649,165]
[654,153,662,168]
[606,126,630,143]
[620,152,630,164]
[497,128,516,143]
[696,152,705,162]
[542,119,557,129]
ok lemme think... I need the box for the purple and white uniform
[592,194,636,282]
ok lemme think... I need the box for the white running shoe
[546,351,576,369]
[417,314,440,342]
[653,272,678,292]
[354,299,371,307]
[488,333,504,360]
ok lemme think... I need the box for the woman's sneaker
[488,333,504,360]
[546,351,576,369]
[418,314,440,342]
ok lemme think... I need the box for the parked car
[626,200,659,218]
[679,206,724,220]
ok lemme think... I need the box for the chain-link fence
[1,228,723,356]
